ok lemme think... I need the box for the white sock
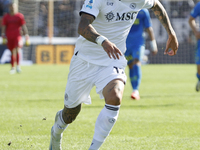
[53,110,68,136]
[88,139,103,150]
[89,104,120,150]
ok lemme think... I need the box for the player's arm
[188,16,200,39]
[22,24,30,46]
[22,24,28,35]
[151,0,178,56]
[1,25,7,44]
[146,27,158,55]
[22,24,29,38]
[1,25,6,36]
[78,12,122,59]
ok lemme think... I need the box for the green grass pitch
[0,64,200,150]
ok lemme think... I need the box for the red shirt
[2,13,26,38]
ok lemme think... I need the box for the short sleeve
[80,0,101,18]
[19,13,26,25]
[190,2,200,19]
[143,0,155,9]
[143,9,152,28]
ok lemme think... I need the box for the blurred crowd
[0,0,79,37]
[149,0,196,18]
[0,0,10,35]
[0,0,10,16]
[37,0,77,37]
[0,0,198,37]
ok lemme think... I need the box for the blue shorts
[195,40,200,65]
[125,44,145,65]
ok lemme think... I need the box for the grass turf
[0,64,200,150]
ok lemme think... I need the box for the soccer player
[49,0,178,149]
[188,1,200,92]
[125,9,158,100]
[1,2,29,74]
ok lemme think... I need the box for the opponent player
[1,2,30,74]
[188,1,200,92]
[49,0,178,149]
[125,9,158,100]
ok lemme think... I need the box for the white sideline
[0,36,78,45]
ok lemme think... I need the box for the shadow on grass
[121,103,178,108]
[81,103,179,109]
[123,93,198,99]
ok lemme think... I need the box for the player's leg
[89,79,124,150]
[7,38,16,74]
[128,58,141,100]
[49,56,95,150]
[16,36,23,73]
[125,45,144,100]
[197,65,200,78]
[89,66,126,150]
[196,65,200,91]
[125,51,140,97]
[10,48,17,74]
[129,46,144,100]
[195,42,200,92]
[49,105,81,150]
[16,47,22,73]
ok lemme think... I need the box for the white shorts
[64,55,127,108]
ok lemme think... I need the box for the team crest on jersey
[130,3,136,9]
[86,0,94,9]
[108,118,115,123]
[105,11,115,22]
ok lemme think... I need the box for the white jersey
[75,0,155,68]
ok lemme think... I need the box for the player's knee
[62,114,76,124]
[105,92,122,105]
[11,50,16,55]
[62,104,81,124]
[129,59,140,69]
[104,80,124,105]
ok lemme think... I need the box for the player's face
[9,4,17,13]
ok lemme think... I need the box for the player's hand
[102,40,122,59]
[150,40,158,55]
[25,39,30,46]
[2,36,7,45]
[194,31,200,39]
[164,33,178,56]
[151,49,158,55]
[25,34,30,46]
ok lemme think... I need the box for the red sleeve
[19,13,26,25]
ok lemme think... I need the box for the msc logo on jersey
[105,11,137,22]
[116,12,137,21]
[130,3,136,9]
[86,0,93,9]
[105,11,115,22]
